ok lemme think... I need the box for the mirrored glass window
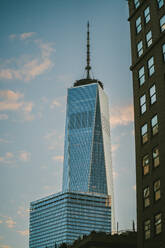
[143,186,150,207]
[146,30,152,47]
[160,15,165,32]
[136,16,142,33]
[157,0,164,8]
[141,123,148,144]
[154,179,160,201]
[134,0,140,8]
[138,66,145,85]
[153,147,160,168]
[137,40,143,57]
[142,154,149,175]
[144,220,151,240]
[155,213,162,235]
[151,114,158,136]
[144,7,150,23]
[148,57,155,76]
[140,94,146,114]
[149,85,156,104]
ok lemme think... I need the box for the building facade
[29,192,111,247]
[128,0,165,247]
[29,23,114,247]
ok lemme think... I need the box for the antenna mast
[85,21,91,79]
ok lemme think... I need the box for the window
[154,213,162,235]
[148,57,155,76]
[138,66,145,85]
[149,85,156,104]
[144,220,151,240]
[160,15,165,32]
[154,179,160,201]
[141,123,148,144]
[134,0,140,8]
[137,40,143,57]
[143,154,149,175]
[136,16,142,33]
[153,147,160,168]
[144,7,150,23]
[146,30,152,47]
[157,0,164,8]
[162,43,165,61]
[143,186,150,207]
[140,94,146,114]
[151,114,158,136]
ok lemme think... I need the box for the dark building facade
[128,0,165,247]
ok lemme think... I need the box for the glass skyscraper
[29,23,114,247]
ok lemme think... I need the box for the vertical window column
[140,94,146,114]
[138,66,145,85]
[146,30,152,47]
[144,220,151,240]
[154,213,162,235]
[153,147,160,168]
[154,179,161,201]
[136,16,142,33]
[144,7,150,24]
[148,57,155,76]
[149,85,156,104]
[137,40,143,57]
[160,15,165,32]
[141,123,148,144]
[151,115,158,136]
[143,186,150,207]
[142,154,149,175]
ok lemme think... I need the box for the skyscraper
[29,23,114,247]
[128,0,165,247]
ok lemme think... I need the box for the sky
[0,1,136,248]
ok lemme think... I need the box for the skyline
[0,1,136,248]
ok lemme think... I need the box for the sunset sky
[0,1,136,248]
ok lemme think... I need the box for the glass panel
[143,155,149,175]
[150,85,156,104]
[144,187,150,207]
[136,16,142,33]
[134,0,140,8]
[137,40,143,57]
[162,44,165,61]
[160,15,165,32]
[146,30,152,47]
[155,213,162,235]
[144,7,150,23]
[144,220,151,240]
[138,66,145,85]
[157,0,164,8]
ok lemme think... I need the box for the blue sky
[0,1,136,248]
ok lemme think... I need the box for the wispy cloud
[17,229,29,236]
[0,34,55,82]
[0,150,31,166]
[17,206,29,218]
[5,217,16,228]
[52,155,64,162]
[19,151,31,162]
[0,245,12,248]
[0,90,34,121]
[50,100,61,109]
[110,104,134,128]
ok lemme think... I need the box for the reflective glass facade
[63,83,112,197]
[29,192,111,247]
[29,82,113,247]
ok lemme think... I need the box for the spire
[85,21,91,79]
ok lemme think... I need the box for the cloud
[0,114,8,120]
[0,150,31,166]
[52,155,64,162]
[17,229,29,236]
[110,104,134,128]
[17,206,29,218]
[0,90,34,121]
[19,151,31,162]
[0,220,3,224]
[44,130,56,140]
[0,245,12,248]
[111,144,119,153]
[50,99,61,109]
[0,35,55,82]
[20,32,35,40]
[5,217,16,228]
